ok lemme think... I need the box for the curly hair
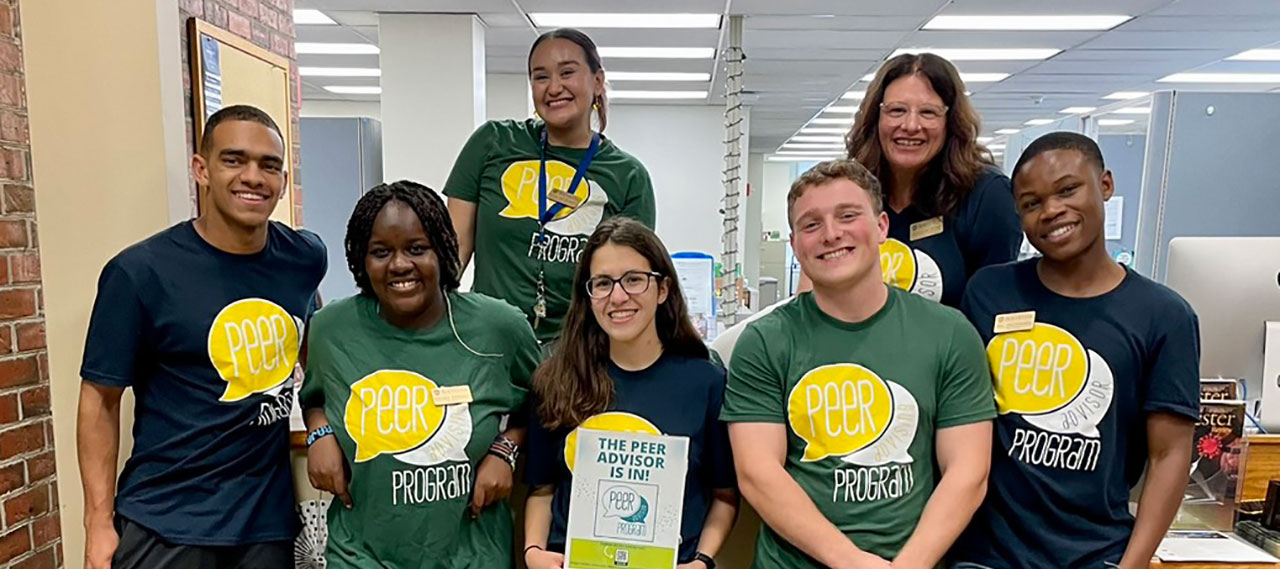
[846,53,995,217]
[344,180,461,296]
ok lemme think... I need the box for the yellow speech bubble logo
[564,412,660,472]
[880,239,917,292]
[499,160,591,220]
[208,298,300,402]
[788,364,894,462]
[988,323,1089,415]
[343,370,447,463]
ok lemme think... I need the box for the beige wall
[23,0,189,566]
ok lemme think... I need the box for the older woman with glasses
[842,52,1022,308]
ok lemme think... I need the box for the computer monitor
[1165,236,1280,428]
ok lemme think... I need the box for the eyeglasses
[585,271,663,299]
[879,102,949,124]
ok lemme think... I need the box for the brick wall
[178,0,304,224]
[0,0,61,567]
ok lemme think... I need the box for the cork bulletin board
[188,17,297,226]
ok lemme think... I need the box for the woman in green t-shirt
[522,218,738,569]
[444,28,656,344]
[299,181,540,568]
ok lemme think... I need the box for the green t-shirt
[720,287,995,567]
[299,293,539,569]
[443,119,656,342]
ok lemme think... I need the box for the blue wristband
[306,424,334,446]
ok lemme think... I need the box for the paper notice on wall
[1105,197,1123,240]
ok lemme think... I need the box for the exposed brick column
[178,0,304,224]
[0,0,61,567]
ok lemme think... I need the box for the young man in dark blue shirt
[952,132,1199,569]
[77,105,326,569]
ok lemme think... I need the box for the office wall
[606,105,730,257]
[1097,134,1145,256]
[302,100,381,120]
[25,0,192,565]
[1136,91,1280,279]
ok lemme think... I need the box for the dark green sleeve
[720,324,786,423]
[442,121,498,202]
[936,311,997,428]
[621,163,656,228]
[503,307,541,425]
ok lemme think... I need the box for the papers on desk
[1157,530,1280,563]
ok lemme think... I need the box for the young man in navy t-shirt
[952,132,1199,569]
[77,105,326,569]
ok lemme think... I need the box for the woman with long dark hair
[299,181,539,568]
[444,28,656,345]
[844,52,1021,307]
[522,217,738,569]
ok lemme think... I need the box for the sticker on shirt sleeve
[343,370,472,466]
[208,298,301,402]
[563,412,661,473]
[989,323,1115,471]
[880,238,943,302]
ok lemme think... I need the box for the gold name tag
[909,217,944,241]
[994,311,1037,334]
[548,189,584,208]
[432,385,474,405]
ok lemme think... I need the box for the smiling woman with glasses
[522,217,739,569]
[838,52,1022,309]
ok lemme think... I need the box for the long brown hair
[533,217,708,429]
[845,53,993,217]
[528,28,609,132]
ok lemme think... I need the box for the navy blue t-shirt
[80,221,326,546]
[525,353,736,564]
[884,168,1021,308]
[953,260,1200,569]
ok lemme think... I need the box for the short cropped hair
[1012,131,1106,185]
[200,105,284,156]
[787,159,883,226]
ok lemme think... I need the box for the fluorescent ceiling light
[995,128,1020,135]
[923,14,1131,31]
[1113,106,1150,114]
[783,143,845,150]
[1024,119,1055,126]
[1103,91,1149,100]
[823,106,858,113]
[1097,119,1135,126]
[809,118,855,125]
[293,9,336,25]
[529,13,721,29]
[1227,49,1280,61]
[790,136,845,143]
[977,136,993,143]
[777,150,842,155]
[800,128,848,135]
[300,67,381,77]
[768,155,839,162]
[598,47,715,59]
[862,72,1008,83]
[324,86,381,95]
[297,43,380,55]
[609,90,707,99]
[607,71,711,81]
[890,48,1061,61]
[1159,72,1280,83]
[1059,106,1096,114]
[988,144,1006,150]
[842,91,866,100]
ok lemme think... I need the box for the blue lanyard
[538,128,600,227]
